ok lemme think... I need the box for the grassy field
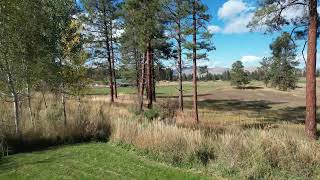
[0,143,212,180]
[86,81,224,96]
[1,80,320,179]
[87,79,320,125]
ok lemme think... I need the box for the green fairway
[0,143,212,180]
[85,81,229,96]
[86,86,136,95]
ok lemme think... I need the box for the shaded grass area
[0,143,212,180]
[186,98,320,124]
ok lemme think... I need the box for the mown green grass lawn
[0,143,212,180]
[85,81,229,96]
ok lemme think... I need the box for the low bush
[156,99,179,122]
[128,104,142,116]
[129,99,179,122]
[143,108,160,120]
[0,97,113,154]
[194,143,216,166]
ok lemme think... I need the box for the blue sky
[201,0,308,68]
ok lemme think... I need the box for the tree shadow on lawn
[157,93,212,99]
[0,152,67,173]
[265,106,320,124]
[184,99,320,125]
[185,99,286,112]
[233,86,264,90]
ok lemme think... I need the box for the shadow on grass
[0,153,66,172]
[157,93,212,99]
[182,98,320,125]
[265,106,320,125]
[265,106,306,124]
[185,99,286,111]
[240,122,275,130]
[234,86,264,90]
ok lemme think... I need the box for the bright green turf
[85,86,136,95]
[0,143,212,180]
[85,81,229,96]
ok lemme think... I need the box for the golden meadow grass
[0,94,320,178]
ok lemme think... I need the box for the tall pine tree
[185,0,214,123]
[249,0,318,139]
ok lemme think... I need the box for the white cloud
[217,0,255,34]
[198,60,221,68]
[208,25,222,33]
[223,13,254,34]
[295,53,320,68]
[240,55,261,63]
[218,0,247,20]
[282,5,305,20]
[217,0,311,34]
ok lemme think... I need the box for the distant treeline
[86,66,316,83]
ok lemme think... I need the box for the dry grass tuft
[111,119,204,165]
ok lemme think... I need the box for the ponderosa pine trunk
[27,85,35,130]
[139,53,146,112]
[61,88,67,127]
[41,90,48,109]
[153,70,156,102]
[110,20,118,99]
[305,0,318,139]
[6,58,21,135]
[107,43,114,103]
[103,6,114,103]
[192,1,199,123]
[147,42,153,109]
[152,49,156,102]
[13,93,20,135]
[136,50,140,93]
[177,18,183,112]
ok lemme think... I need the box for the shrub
[59,104,112,143]
[0,98,113,153]
[128,104,142,116]
[89,118,112,142]
[194,143,216,166]
[46,105,64,125]
[143,108,160,120]
[156,99,179,122]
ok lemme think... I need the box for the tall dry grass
[0,94,128,153]
[111,109,320,179]
[1,94,320,178]
[111,118,320,178]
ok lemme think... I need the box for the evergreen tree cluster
[259,33,300,91]
[230,61,250,88]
